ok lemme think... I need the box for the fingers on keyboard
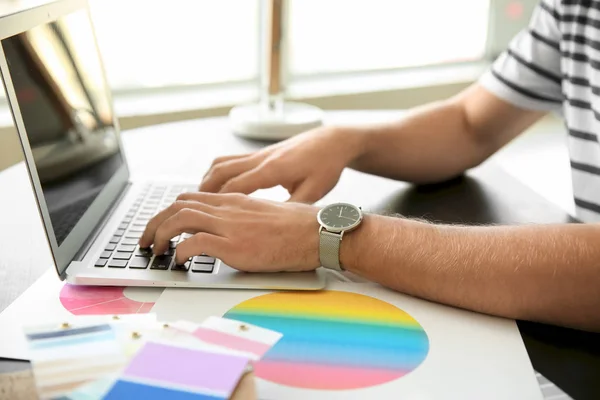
[96,185,218,273]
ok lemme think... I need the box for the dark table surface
[1,114,599,399]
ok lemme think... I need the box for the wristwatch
[317,203,363,271]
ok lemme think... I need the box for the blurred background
[2,0,560,179]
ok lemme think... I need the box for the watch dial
[319,204,361,229]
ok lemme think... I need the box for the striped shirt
[479,0,600,222]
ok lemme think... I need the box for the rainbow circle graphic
[223,290,429,390]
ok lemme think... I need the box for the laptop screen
[2,9,124,246]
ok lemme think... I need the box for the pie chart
[59,284,161,315]
[223,290,429,390]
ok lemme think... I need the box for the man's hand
[199,126,365,203]
[139,192,320,272]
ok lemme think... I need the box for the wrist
[327,125,370,166]
[339,213,380,272]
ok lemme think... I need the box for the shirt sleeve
[479,0,563,112]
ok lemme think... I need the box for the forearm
[346,100,483,183]
[343,84,544,184]
[342,215,600,332]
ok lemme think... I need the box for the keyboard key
[117,244,136,253]
[108,259,127,268]
[128,227,145,233]
[114,229,126,237]
[118,222,129,230]
[105,243,116,251]
[191,263,213,273]
[113,252,132,260]
[134,247,153,257]
[121,238,139,246]
[163,248,175,256]
[95,259,107,267]
[122,217,132,223]
[172,261,190,271]
[128,256,151,269]
[150,255,172,270]
[100,251,112,259]
[109,236,120,244]
[193,255,215,264]
[126,232,143,239]
[125,213,135,219]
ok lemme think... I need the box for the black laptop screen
[2,10,124,245]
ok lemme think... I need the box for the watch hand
[339,208,342,217]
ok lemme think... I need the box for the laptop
[0,0,325,290]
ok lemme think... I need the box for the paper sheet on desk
[0,270,163,360]
[152,282,543,400]
[0,268,351,360]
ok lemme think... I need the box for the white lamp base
[229,101,323,141]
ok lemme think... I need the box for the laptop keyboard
[94,184,216,273]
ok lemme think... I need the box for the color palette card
[24,314,159,399]
[170,316,283,361]
[25,322,126,399]
[103,340,251,400]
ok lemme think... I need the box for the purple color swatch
[123,342,249,394]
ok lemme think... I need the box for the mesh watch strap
[319,229,343,271]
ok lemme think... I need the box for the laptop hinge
[72,181,132,262]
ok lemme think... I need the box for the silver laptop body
[0,0,325,290]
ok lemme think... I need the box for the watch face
[317,203,362,232]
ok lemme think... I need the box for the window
[88,0,260,92]
[288,0,490,78]
[0,0,494,109]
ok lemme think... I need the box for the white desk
[0,111,581,399]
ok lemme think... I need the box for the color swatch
[25,322,126,399]
[223,290,429,390]
[103,341,250,400]
[59,285,156,315]
[177,316,282,360]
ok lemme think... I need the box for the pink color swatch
[192,327,271,359]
